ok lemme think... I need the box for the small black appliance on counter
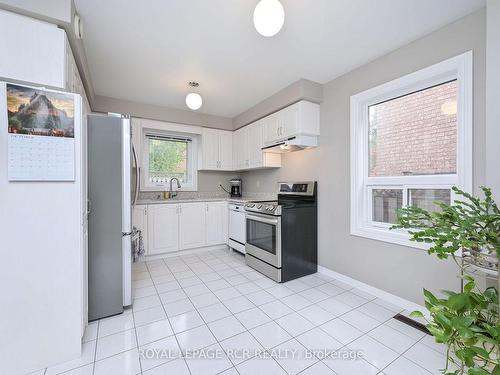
[230,178,242,198]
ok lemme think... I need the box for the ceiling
[75,0,485,118]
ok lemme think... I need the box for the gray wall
[232,79,323,129]
[197,171,240,193]
[241,9,486,305]
[486,0,500,199]
[94,95,233,130]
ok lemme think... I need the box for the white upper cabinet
[200,128,219,170]
[179,203,206,250]
[247,121,264,168]
[263,113,281,145]
[199,102,318,172]
[233,121,281,171]
[65,40,91,114]
[232,127,246,170]
[200,128,233,171]
[263,101,320,146]
[218,131,233,170]
[0,10,66,88]
[0,9,91,113]
[205,202,227,246]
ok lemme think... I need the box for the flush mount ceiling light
[185,82,202,110]
[253,0,285,37]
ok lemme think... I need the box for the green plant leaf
[468,367,492,375]
[410,310,424,318]
[447,293,470,311]
[423,289,440,306]
[451,316,474,328]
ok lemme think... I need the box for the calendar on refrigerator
[6,83,75,181]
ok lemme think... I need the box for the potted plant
[391,186,499,375]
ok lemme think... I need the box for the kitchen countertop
[135,197,257,205]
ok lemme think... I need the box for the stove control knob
[257,204,263,209]
[247,204,255,208]
[266,206,274,211]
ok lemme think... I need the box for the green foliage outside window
[148,138,188,182]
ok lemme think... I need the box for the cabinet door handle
[206,204,209,212]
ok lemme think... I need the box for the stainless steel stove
[244,181,317,283]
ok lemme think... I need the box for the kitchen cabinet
[179,203,206,249]
[147,204,179,255]
[200,128,233,170]
[232,127,247,170]
[206,202,227,246]
[0,10,66,89]
[263,113,280,145]
[142,200,228,256]
[65,39,91,115]
[132,205,148,252]
[233,121,281,171]
[263,101,320,146]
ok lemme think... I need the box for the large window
[350,52,472,248]
[143,132,197,190]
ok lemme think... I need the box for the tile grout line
[144,251,362,372]
[140,258,194,375]
[130,249,435,375]
[91,320,100,375]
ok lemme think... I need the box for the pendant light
[253,0,285,37]
[185,82,203,110]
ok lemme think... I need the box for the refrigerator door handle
[132,145,139,207]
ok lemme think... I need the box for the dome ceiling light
[185,81,202,111]
[253,0,285,37]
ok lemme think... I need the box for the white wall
[486,0,500,199]
[0,85,83,374]
[241,9,486,305]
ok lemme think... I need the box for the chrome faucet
[170,178,181,197]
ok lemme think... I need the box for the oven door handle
[246,213,280,225]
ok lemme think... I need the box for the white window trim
[141,128,199,192]
[350,51,473,249]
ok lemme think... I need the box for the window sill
[350,225,430,250]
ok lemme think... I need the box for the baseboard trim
[138,244,230,262]
[317,265,425,314]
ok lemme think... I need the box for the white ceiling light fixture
[185,82,203,110]
[253,0,285,37]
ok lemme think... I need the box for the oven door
[245,212,281,268]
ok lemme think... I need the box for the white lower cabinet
[206,202,227,246]
[135,201,228,256]
[179,203,206,250]
[147,204,179,255]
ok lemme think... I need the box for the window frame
[350,52,473,249]
[141,130,198,191]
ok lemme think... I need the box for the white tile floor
[35,248,451,375]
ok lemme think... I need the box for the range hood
[262,135,318,154]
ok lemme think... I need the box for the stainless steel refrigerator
[87,113,136,320]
